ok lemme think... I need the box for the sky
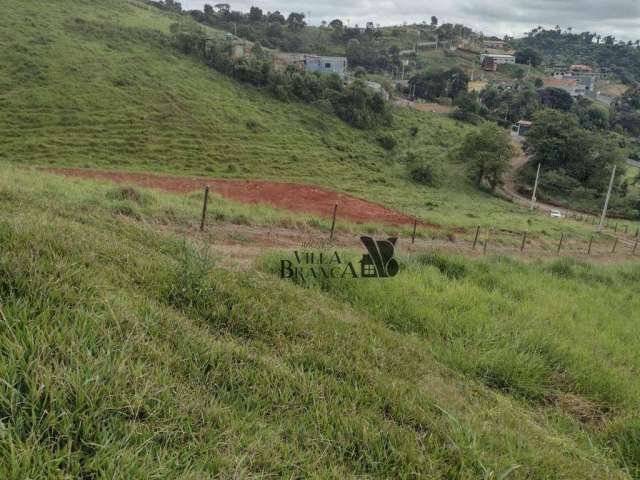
[180,0,640,42]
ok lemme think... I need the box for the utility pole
[598,165,616,232]
[530,163,541,211]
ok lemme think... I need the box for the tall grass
[0,158,632,478]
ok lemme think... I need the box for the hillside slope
[1,164,638,478]
[0,0,593,236]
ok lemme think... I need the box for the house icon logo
[359,236,399,278]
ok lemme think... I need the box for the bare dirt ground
[42,167,638,268]
[45,167,435,228]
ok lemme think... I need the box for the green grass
[2,145,639,479]
[1,0,624,239]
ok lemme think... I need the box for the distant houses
[223,33,348,79]
[480,53,515,71]
[482,39,506,49]
[542,77,586,97]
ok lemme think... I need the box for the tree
[431,16,438,26]
[410,68,469,101]
[525,109,623,190]
[286,12,306,32]
[203,4,214,17]
[611,86,640,136]
[214,3,230,13]
[538,87,573,111]
[267,11,285,23]
[572,97,609,130]
[515,47,543,67]
[329,19,343,29]
[460,123,513,191]
[248,6,263,22]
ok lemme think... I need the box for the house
[273,53,348,78]
[483,39,506,49]
[481,56,497,71]
[479,53,515,66]
[542,77,586,97]
[304,55,348,77]
[512,120,532,136]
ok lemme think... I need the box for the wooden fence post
[520,232,527,253]
[483,228,491,255]
[612,237,618,254]
[472,226,480,250]
[557,232,564,254]
[411,219,417,244]
[588,236,593,256]
[329,204,338,240]
[199,185,210,232]
[634,236,639,256]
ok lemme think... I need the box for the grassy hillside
[2,164,640,478]
[1,0,620,237]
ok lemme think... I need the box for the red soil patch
[44,168,437,228]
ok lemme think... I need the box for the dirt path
[501,152,562,214]
[44,168,438,228]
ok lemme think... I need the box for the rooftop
[543,78,579,87]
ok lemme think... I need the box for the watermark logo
[359,236,399,278]
[280,236,399,281]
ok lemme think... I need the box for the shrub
[417,252,467,279]
[377,134,397,151]
[407,153,442,187]
[107,187,152,206]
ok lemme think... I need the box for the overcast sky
[180,0,640,41]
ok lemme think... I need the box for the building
[542,78,586,97]
[273,53,348,78]
[483,39,506,49]
[512,120,532,136]
[570,64,593,73]
[481,56,497,71]
[479,53,515,66]
[304,55,348,77]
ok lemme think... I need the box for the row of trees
[515,28,640,84]
[517,109,640,216]
[170,22,391,129]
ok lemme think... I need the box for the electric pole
[530,163,541,211]
[598,165,616,232]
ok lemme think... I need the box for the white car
[550,209,564,219]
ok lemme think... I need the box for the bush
[417,252,467,279]
[377,134,397,151]
[408,156,442,187]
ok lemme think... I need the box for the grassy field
[1,0,627,238]
[1,158,640,479]
[3,3,640,476]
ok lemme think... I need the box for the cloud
[179,0,640,40]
